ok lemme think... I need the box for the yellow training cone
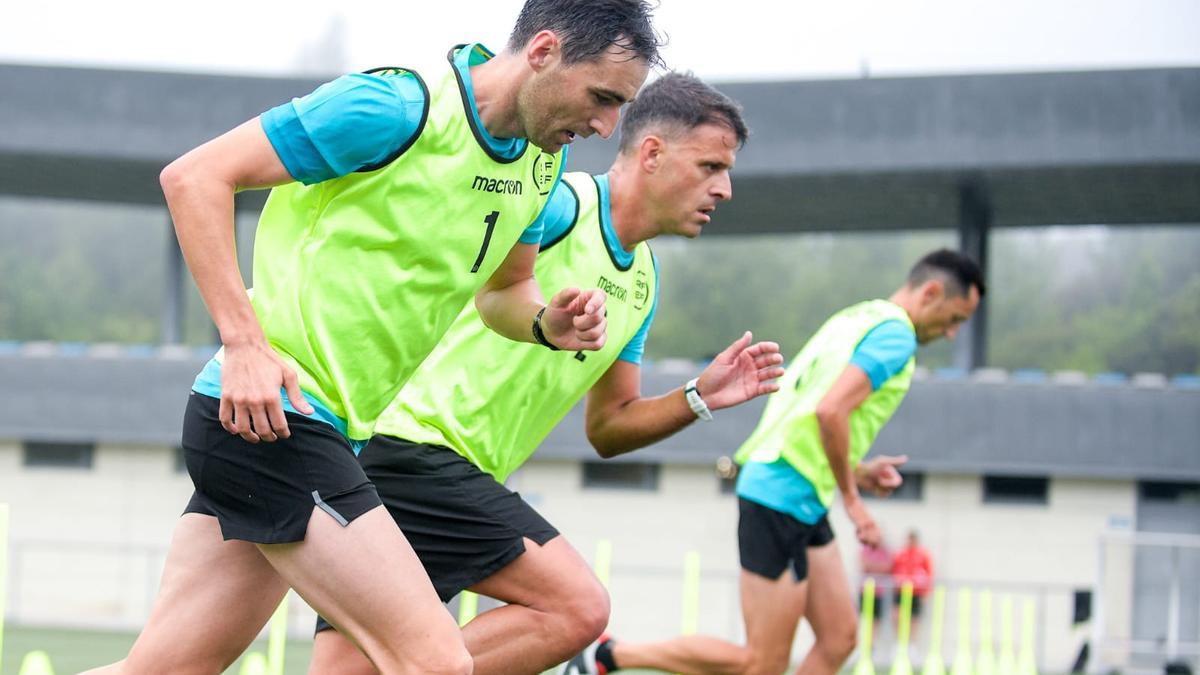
[853,578,877,675]
[17,650,56,675]
[457,591,479,627]
[976,590,996,675]
[238,651,268,675]
[1017,598,1038,675]
[997,595,1016,675]
[594,539,613,588]
[0,504,9,669]
[950,589,972,675]
[267,593,289,675]
[681,551,701,635]
[890,582,914,675]
[921,587,947,675]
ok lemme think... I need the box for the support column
[954,181,990,370]
[162,216,184,345]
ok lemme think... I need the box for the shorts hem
[433,537,528,602]
[739,561,792,582]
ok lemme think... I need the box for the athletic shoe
[555,634,610,675]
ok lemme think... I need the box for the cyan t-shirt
[260,42,552,246]
[736,319,917,524]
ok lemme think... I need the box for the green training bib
[375,172,657,481]
[249,50,563,439]
[734,300,915,506]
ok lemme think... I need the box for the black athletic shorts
[181,391,381,544]
[737,497,835,582]
[314,436,559,633]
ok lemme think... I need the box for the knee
[435,649,475,675]
[742,650,790,675]
[815,618,858,663]
[406,644,473,675]
[562,578,611,647]
[367,628,471,675]
[575,579,612,640]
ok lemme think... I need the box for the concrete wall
[0,440,190,627]
[519,464,1137,669]
[0,439,1145,670]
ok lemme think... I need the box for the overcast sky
[2,0,1198,81]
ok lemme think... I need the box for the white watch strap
[685,377,713,422]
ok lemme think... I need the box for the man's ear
[921,278,945,306]
[640,135,666,173]
[524,30,562,72]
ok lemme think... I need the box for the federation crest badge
[531,152,557,196]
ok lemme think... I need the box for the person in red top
[892,529,933,634]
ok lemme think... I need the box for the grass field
[0,625,672,674]
[1,625,313,675]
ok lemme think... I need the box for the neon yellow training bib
[249,48,563,439]
[734,300,915,506]
[375,172,657,481]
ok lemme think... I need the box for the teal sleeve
[519,146,570,245]
[534,181,579,246]
[260,72,427,185]
[849,320,917,390]
[618,253,659,365]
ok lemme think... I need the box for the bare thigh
[309,534,605,675]
[792,542,859,675]
[260,505,469,675]
[802,543,857,641]
[740,569,808,675]
[120,514,289,675]
[468,535,605,616]
[462,536,610,674]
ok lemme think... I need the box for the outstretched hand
[694,331,785,411]
[540,287,608,352]
[856,454,908,497]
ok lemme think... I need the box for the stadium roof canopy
[2,63,1198,233]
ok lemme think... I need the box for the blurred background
[1,0,1198,673]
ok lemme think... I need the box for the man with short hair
[84,2,662,673]
[308,73,785,675]
[587,249,985,675]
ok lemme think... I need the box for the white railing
[1092,530,1200,672]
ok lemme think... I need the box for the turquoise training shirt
[736,319,917,524]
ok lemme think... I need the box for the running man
[586,249,984,675]
[84,2,661,673]
[308,73,784,675]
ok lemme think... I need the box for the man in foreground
[85,2,662,673]
[309,72,784,675]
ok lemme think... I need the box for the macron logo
[472,175,523,195]
[596,275,628,303]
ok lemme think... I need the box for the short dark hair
[908,248,986,298]
[508,0,665,68]
[617,72,749,153]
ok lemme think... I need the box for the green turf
[0,625,313,675]
[0,625,718,674]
